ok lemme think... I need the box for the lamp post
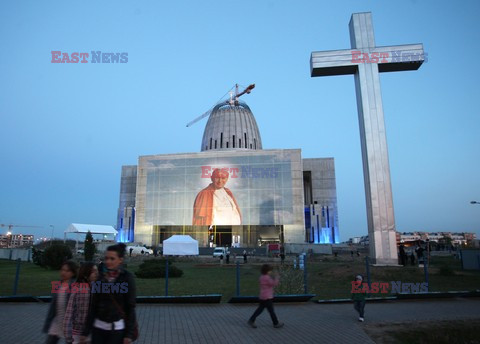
[426,238,430,264]
[6,231,12,248]
[50,225,55,245]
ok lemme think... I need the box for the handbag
[109,294,139,342]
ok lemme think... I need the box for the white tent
[65,223,118,236]
[163,235,199,256]
[64,223,118,251]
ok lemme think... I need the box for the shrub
[135,259,183,278]
[32,247,46,267]
[43,244,73,270]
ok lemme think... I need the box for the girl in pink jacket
[248,264,284,328]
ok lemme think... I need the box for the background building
[0,234,34,248]
[349,231,477,247]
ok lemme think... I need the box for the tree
[44,244,72,269]
[84,231,96,261]
[439,235,453,250]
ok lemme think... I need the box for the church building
[116,95,339,249]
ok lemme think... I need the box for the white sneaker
[358,317,364,322]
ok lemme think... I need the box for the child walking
[351,274,367,322]
[63,262,98,344]
[248,264,284,328]
[43,260,78,344]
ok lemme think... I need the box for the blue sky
[1,0,479,242]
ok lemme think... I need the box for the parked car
[76,249,84,254]
[213,247,230,259]
[126,245,153,256]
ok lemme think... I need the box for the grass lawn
[364,319,480,344]
[0,255,479,302]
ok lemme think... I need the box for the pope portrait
[192,168,242,226]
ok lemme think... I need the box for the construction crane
[0,224,43,235]
[186,83,255,127]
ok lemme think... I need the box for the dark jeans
[91,327,125,344]
[249,299,279,325]
[45,335,59,344]
[354,300,365,317]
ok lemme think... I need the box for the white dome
[201,101,262,151]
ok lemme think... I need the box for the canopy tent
[64,223,118,251]
[163,235,199,256]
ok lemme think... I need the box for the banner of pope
[192,168,242,226]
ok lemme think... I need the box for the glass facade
[133,149,306,247]
[142,152,295,226]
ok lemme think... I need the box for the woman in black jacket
[81,243,136,344]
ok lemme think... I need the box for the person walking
[399,244,406,266]
[43,260,79,344]
[247,264,284,329]
[416,244,424,264]
[81,243,137,344]
[63,262,98,344]
[351,274,367,322]
[243,250,247,264]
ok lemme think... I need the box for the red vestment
[192,184,242,226]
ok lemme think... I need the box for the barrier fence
[1,252,479,301]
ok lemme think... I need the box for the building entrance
[215,226,232,247]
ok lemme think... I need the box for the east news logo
[51,281,129,293]
[51,51,128,63]
[201,166,280,179]
[351,281,429,294]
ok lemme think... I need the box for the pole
[303,254,308,294]
[13,258,21,295]
[165,257,169,296]
[423,258,429,292]
[236,261,240,296]
[426,239,430,264]
[365,256,371,289]
[50,225,54,246]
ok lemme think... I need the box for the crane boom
[235,84,255,99]
[186,108,213,128]
[1,224,43,233]
[186,83,255,127]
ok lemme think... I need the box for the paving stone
[1,298,479,344]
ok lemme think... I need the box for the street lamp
[50,225,55,245]
[471,201,480,205]
[6,231,12,248]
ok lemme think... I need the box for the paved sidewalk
[1,298,479,344]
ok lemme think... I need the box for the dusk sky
[1,0,479,242]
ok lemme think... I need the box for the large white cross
[310,12,425,265]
